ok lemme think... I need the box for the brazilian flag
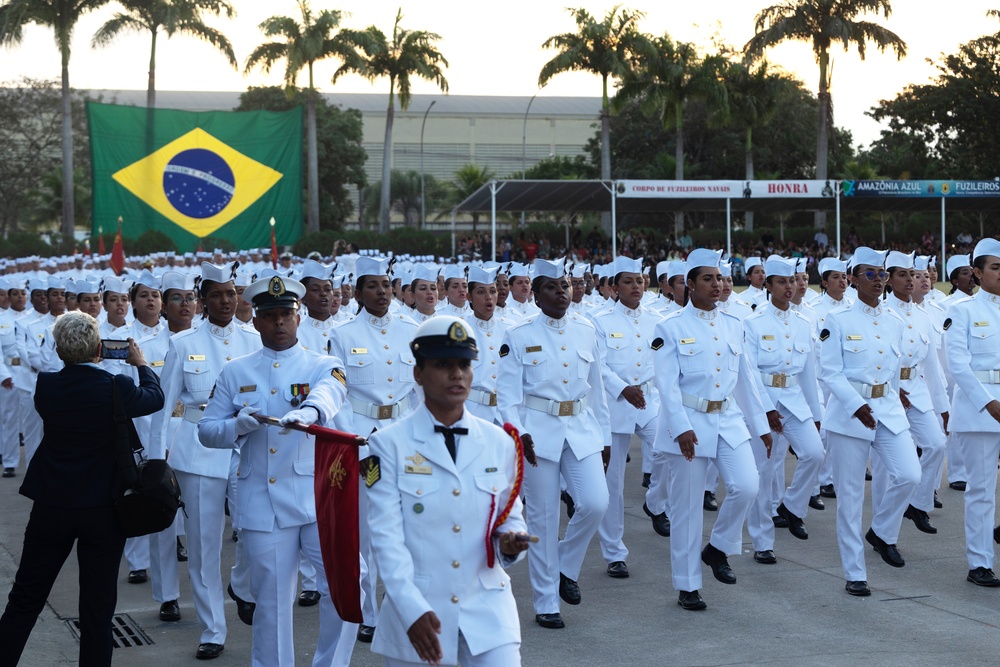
[88,102,303,252]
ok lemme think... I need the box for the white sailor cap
[74,279,100,295]
[161,271,198,293]
[685,248,722,271]
[655,260,671,279]
[945,254,970,278]
[744,257,763,271]
[201,262,238,285]
[612,256,643,276]
[507,262,530,278]
[102,277,129,295]
[28,277,48,292]
[719,261,732,278]
[133,269,160,291]
[300,259,334,283]
[355,256,391,281]
[818,257,847,274]
[443,264,467,281]
[666,260,687,280]
[533,257,566,280]
[851,247,888,269]
[885,251,915,270]
[764,257,797,277]
[412,265,440,283]
[913,256,930,271]
[973,238,1000,262]
[468,265,499,285]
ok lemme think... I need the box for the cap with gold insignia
[409,315,478,360]
[242,276,306,311]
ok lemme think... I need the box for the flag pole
[270,217,279,269]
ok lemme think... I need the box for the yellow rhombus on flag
[112,128,283,239]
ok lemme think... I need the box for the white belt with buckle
[850,380,887,399]
[349,394,409,420]
[468,388,497,407]
[7,357,20,367]
[183,406,204,423]
[681,392,731,414]
[899,365,918,381]
[974,370,1000,384]
[761,372,798,388]
[524,394,586,417]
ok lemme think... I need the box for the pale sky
[3,0,996,147]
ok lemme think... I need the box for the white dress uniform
[945,285,1000,574]
[508,297,540,319]
[328,307,420,629]
[653,302,769,594]
[497,309,611,616]
[811,291,854,493]
[462,313,513,424]
[592,299,663,567]
[0,307,18,470]
[740,284,769,310]
[296,314,339,355]
[15,312,51,464]
[744,302,823,554]
[820,298,920,583]
[149,319,261,646]
[200,343,356,667]
[879,293,948,520]
[366,406,527,666]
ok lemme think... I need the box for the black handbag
[112,379,184,538]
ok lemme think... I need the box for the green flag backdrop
[88,102,303,252]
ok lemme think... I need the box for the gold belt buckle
[706,400,724,414]
[376,404,394,420]
[899,367,912,381]
[488,393,497,407]
[171,401,185,418]
[771,374,787,388]
[9,358,20,367]
[870,383,886,399]
[557,400,575,416]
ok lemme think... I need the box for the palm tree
[615,35,726,231]
[245,0,355,235]
[744,0,906,227]
[0,0,110,237]
[335,9,448,234]
[92,0,235,109]
[452,164,494,232]
[539,5,649,184]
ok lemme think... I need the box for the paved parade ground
[2,443,1000,666]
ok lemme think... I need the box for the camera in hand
[101,339,130,360]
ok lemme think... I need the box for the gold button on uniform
[453,525,461,533]
[269,477,276,484]
[273,362,279,368]
[452,561,460,569]
[271,388,277,395]
[451,596,459,603]
[270,448,276,454]
[452,489,460,496]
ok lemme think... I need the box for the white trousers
[872,408,946,513]
[665,441,758,592]
[643,448,671,517]
[955,432,1000,570]
[382,633,520,667]
[149,512,182,603]
[243,522,357,667]
[175,470,228,645]
[523,444,608,614]
[599,420,656,563]
[124,535,150,572]
[227,453,254,603]
[829,427,920,582]
[358,483,379,626]
[0,386,19,468]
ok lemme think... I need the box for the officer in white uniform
[497,257,610,629]
[593,256,665,578]
[328,256,421,642]
[366,316,530,667]
[944,238,1000,587]
[149,262,262,659]
[744,257,823,564]
[200,275,357,667]
[820,247,920,597]
[652,248,771,611]
[462,266,512,424]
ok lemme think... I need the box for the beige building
[91,90,600,227]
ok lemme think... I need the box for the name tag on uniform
[974,322,990,327]
[526,345,542,353]
[847,335,863,341]
[351,348,368,354]
[188,354,206,361]
[150,360,164,367]
[405,452,432,475]
[761,335,775,341]
[609,333,624,338]
[680,338,696,345]
[239,385,257,393]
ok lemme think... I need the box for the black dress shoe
[176,537,188,562]
[535,613,565,628]
[865,468,872,481]
[677,590,707,611]
[641,472,651,488]
[949,480,967,491]
[809,494,825,510]
[772,514,788,528]
[845,580,871,596]
[127,569,148,584]
[559,572,581,605]
[994,525,1000,544]
[819,484,837,498]
[777,503,808,540]
[195,643,224,660]
[703,491,719,512]
[701,543,736,584]
[642,502,670,537]
[298,590,321,606]
[159,600,181,622]
[561,491,576,519]
[934,491,943,509]
[357,624,376,642]
[967,567,1000,587]
[866,528,905,567]
[903,505,937,534]
[228,583,255,626]
[2,468,14,478]
[607,561,629,578]
[232,530,239,542]
[753,550,777,564]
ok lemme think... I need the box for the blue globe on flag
[163,148,235,219]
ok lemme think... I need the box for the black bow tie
[434,425,468,462]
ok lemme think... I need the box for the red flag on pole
[270,217,278,269]
[312,423,364,623]
[110,217,125,276]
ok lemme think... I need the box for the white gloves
[235,406,263,435]
[278,406,319,433]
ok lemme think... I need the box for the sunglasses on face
[862,270,888,281]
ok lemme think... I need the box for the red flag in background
[270,217,279,269]
[312,424,363,623]
[110,218,125,276]
[98,230,106,255]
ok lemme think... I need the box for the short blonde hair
[53,311,100,365]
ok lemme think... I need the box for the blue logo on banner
[163,149,235,219]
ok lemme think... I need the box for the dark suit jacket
[21,364,164,508]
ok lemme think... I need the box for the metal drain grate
[65,613,154,649]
